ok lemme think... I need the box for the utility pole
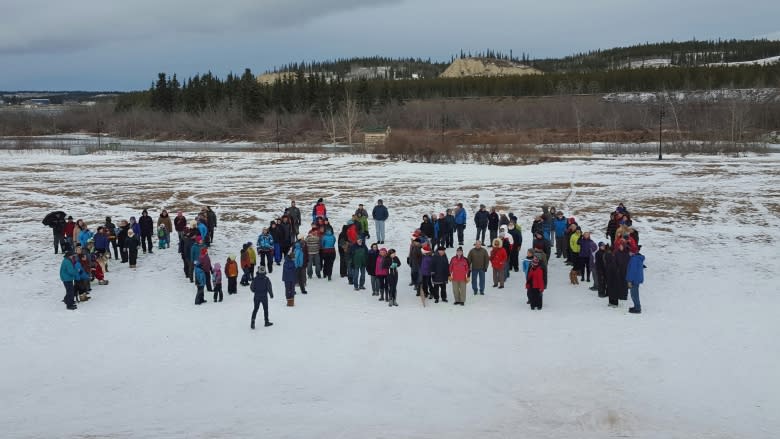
[97,119,102,150]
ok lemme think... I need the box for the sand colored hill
[440,58,542,78]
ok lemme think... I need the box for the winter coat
[419,220,434,239]
[578,237,597,260]
[139,215,154,235]
[569,232,582,254]
[212,264,222,284]
[240,250,250,269]
[375,254,390,277]
[287,206,301,227]
[430,254,450,284]
[206,209,217,229]
[181,235,193,261]
[530,220,543,238]
[488,212,499,231]
[158,215,173,235]
[367,249,379,276]
[554,217,568,236]
[250,273,273,299]
[604,252,622,297]
[305,234,321,254]
[522,257,533,277]
[197,222,208,240]
[346,223,359,243]
[449,256,470,282]
[474,209,489,228]
[508,226,522,249]
[313,203,327,220]
[490,247,507,270]
[595,249,607,275]
[282,258,297,282]
[117,224,129,247]
[372,204,389,221]
[626,254,645,284]
[467,247,490,271]
[247,247,257,264]
[321,230,336,250]
[407,244,422,271]
[257,233,274,251]
[78,229,94,249]
[446,215,456,233]
[606,219,618,240]
[357,216,369,235]
[199,253,212,273]
[94,233,109,251]
[194,265,206,286]
[350,244,368,268]
[125,234,140,251]
[174,215,187,232]
[60,257,79,282]
[526,265,545,291]
[224,259,238,278]
[420,254,433,276]
[190,243,203,266]
[455,207,467,225]
[293,242,305,268]
[63,221,75,238]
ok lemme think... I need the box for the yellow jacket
[569,232,582,254]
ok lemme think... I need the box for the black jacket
[139,215,154,235]
[250,274,273,299]
[488,212,499,231]
[430,254,450,284]
[474,210,489,228]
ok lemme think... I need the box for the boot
[388,300,392,307]
[393,300,398,306]
[379,291,385,301]
[251,320,255,330]
[264,321,273,327]
[287,298,294,307]
[213,292,218,302]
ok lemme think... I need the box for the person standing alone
[372,199,389,244]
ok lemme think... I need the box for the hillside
[440,58,542,78]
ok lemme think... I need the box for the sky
[1,0,778,91]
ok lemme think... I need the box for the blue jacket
[321,230,336,249]
[78,230,94,249]
[197,222,208,239]
[257,233,274,250]
[542,221,552,241]
[194,265,206,286]
[60,257,78,282]
[94,233,109,250]
[282,258,297,282]
[455,207,467,225]
[626,254,645,284]
[522,258,532,277]
[75,261,90,281]
[433,221,440,240]
[131,222,141,236]
[190,243,203,265]
[293,242,304,268]
[554,217,568,236]
[372,204,389,221]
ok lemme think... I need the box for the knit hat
[380,247,387,253]
[437,246,446,252]
[456,246,463,252]
[258,266,266,274]
[229,254,236,260]
[317,198,323,203]
[598,241,605,247]
[246,241,253,246]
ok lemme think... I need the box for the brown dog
[569,269,580,285]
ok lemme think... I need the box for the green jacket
[350,244,368,267]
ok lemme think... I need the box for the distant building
[362,126,391,145]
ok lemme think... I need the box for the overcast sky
[1,0,778,91]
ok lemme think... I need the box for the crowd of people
[47,197,646,325]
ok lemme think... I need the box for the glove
[270,294,274,299]
[627,282,633,288]
[390,262,398,269]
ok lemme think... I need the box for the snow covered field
[1,150,778,438]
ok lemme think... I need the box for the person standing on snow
[282,253,297,306]
[474,204,489,245]
[526,257,545,310]
[626,246,646,314]
[430,246,450,303]
[250,266,274,329]
[257,228,275,274]
[385,249,401,307]
[449,246,470,305]
[174,211,187,243]
[467,240,489,295]
[454,203,467,246]
[138,209,154,254]
[286,200,302,239]
[372,199,389,244]
[60,251,79,310]
[320,228,337,281]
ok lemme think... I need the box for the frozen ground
[0,150,778,438]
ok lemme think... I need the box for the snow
[708,55,780,66]
[1,150,779,438]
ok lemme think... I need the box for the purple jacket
[420,255,433,276]
[579,238,598,267]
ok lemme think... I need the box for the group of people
[46,207,218,310]
[48,197,646,322]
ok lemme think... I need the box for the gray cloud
[0,0,401,54]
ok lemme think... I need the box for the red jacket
[490,247,507,269]
[525,265,545,292]
[346,224,359,244]
[64,221,75,238]
[449,256,470,281]
[224,259,238,278]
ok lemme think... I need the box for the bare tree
[339,88,359,145]
[318,97,337,145]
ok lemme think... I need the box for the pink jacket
[449,256,470,282]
